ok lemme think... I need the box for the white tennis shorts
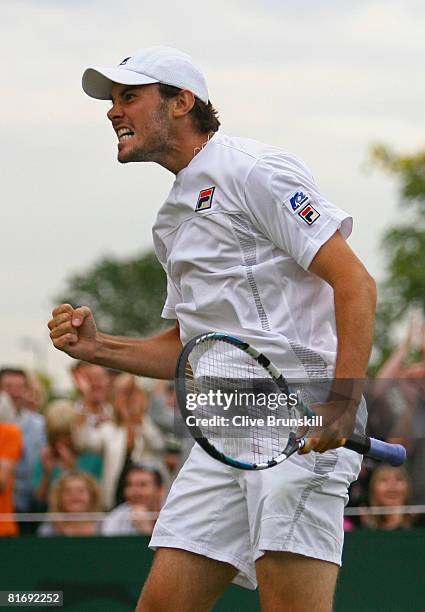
[149,423,363,589]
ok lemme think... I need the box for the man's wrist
[92,332,108,365]
[330,374,366,404]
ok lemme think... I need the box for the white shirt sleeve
[161,274,181,319]
[243,153,352,270]
[153,230,181,320]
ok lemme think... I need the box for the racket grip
[344,435,406,467]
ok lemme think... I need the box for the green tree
[371,146,425,367]
[56,250,170,336]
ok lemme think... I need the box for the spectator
[38,471,103,536]
[72,363,113,426]
[73,374,165,509]
[24,373,47,414]
[345,456,375,527]
[374,320,425,505]
[149,381,178,435]
[361,465,413,530]
[0,368,45,514]
[102,465,163,536]
[0,391,16,423]
[162,435,183,479]
[0,422,23,536]
[32,400,102,507]
[149,381,193,473]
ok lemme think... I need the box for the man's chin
[117,141,133,163]
[117,148,133,163]
[117,147,145,164]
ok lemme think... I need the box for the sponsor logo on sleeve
[118,56,131,66]
[298,204,320,225]
[288,191,311,212]
[196,186,215,212]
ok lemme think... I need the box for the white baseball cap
[82,45,209,104]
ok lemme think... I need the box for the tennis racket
[175,332,406,470]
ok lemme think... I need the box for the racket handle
[344,434,406,467]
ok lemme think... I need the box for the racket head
[175,332,314,470]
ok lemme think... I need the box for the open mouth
[117,127,135,142]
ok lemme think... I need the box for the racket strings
[184,338,297,465]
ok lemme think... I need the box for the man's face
[0,373,27,409]
[107,83,173,164]
[124,469,160,509]
[73,363,110,405]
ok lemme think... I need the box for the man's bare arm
[48,304,182,379]
[94,325,182,379]
[311,232,377,382]
[301,230,377,453]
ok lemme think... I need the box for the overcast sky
[2,0,424,390]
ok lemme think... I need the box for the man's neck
[160,130,215,175]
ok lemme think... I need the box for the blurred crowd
[344,318,425,530]
[0,362,191,537]
[0,320,424,537]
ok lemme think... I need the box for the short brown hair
[158,84,220,134]
[125,463,163,488]
[0,368,28,385]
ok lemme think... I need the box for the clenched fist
[48,304,98,362]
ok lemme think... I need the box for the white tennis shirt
[152,133,352,379]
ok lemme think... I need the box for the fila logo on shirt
[196,186,215,212]
[286,190,320,226]
[298,204,320,225]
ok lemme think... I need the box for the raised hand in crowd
[71,363,112,426]
[375,316,422,382]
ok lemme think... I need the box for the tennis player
[48,46,377,611]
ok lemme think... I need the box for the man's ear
[172,90,195,118]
